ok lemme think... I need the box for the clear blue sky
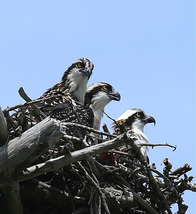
[0,1,195,213]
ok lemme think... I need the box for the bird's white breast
[67,69,88,104]
[131,127,149,158]
[90,91,111,130]
[92,109,103,130]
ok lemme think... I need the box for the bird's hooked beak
[109,90,121,101]
[143,115,156,126]
[86,69,93,79]
[82,64,94,79]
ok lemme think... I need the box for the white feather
[116,109,138,121]
[67,68,89,104]
[90,91,111,130]
[129,128,149,158]
[117,109,149,158]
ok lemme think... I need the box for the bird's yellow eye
[102,86,108,91]
[136,112,141,118]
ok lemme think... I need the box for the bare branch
[77,161,111,214]
[61,122,116,138]
[103,110,127,134]
[0,134,131,187]
[170,163,192,177]
[18,87,47,120]
[18,87,32,102]
[125,133,173,214]
[18,134,129,182]
[0,117,63,179]
[0,106,9,146]
[131,189,159,214]
[189,183,196,192]
[21,178,85,204]
[140,142,177,151]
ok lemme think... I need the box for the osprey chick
[39,57,94,127]
[85,82,121,130]
[113,108,155,157]
[12,58,94,138]
[40,57,94,105]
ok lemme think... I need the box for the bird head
[62,57,94,81]
[61,58,94,103]
[85,82,121,130]
[114,108,156,133]
[85,82,121,111]
[113,108,156,159]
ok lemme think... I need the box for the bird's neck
[66,71,89,104]
[132,127,149,142]
[92,109,103,130]
[71,80,88,104]
[90,98,109,130]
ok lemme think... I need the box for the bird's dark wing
[49,101,94,142]
[50,102,94,127]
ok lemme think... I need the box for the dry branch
[9,134,132,184]
[0,107,23,214]
[18,87,47,120]
[125,133,173,214]
[0,106,8,146]
[0,117,63,179]
[141,142,177,151]
[77,161,111,214]
[20,179,84,205]
[62,122,116,138]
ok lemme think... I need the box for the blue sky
[0,1,195,213]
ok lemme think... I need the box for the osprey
[37,57,94,128]
[8,58,94,139]
[85,82,121,130]
[40,57,94,106]
[113,108,156,158]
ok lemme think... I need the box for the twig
[102,110,118,126]
[103,110,127,134]
[18,87,32,102]
[148,168,179,198]
[18,87,47,120]
[62,134,82,143]
[170,164,192,177]
[189,183,196,192]
[97,163,159,214]
[149,168,173,184]
[21,179,85,204]
[131,189,159,214]
[140,143,177,151]
[77,161,111,214]
[102,123,110,134]
[61,122,116,138]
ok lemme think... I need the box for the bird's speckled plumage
[9,58,94,139]
[40,57,94,106]
[38,58,94,132]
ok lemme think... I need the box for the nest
[0,88,195,214]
